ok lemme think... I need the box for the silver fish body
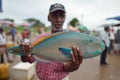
[30,31,105,62]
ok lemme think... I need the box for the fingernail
[72,46,75,48]
[71,51,73,53]
[77,47,79,50]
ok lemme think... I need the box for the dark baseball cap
[49,3,66,14]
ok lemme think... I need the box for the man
[9,24,16,42]
[20,3,83,80]
[108,28,115,54]
[114,29,120,54]
[0,27,12,63]
[99,26,110,65]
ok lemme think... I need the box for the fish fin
[59,48,71,58]
[8,46,26,56]
[32,32,64,46]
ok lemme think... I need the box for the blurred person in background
[9,24,16,43]
[114,29,120,54]
[37,27,45,34]
[19,3,83,80]
[7,24,17,60]
[21,27,30,41]
[35,27,45,38]
[108,28,115,54]
[99,26,110,65]
[0,27,12,63]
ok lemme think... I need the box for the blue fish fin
[59,48,71,58]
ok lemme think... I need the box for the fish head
[82,37,105,59]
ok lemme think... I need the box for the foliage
[3,18,14,22]
[69,18,80,27]
[24,18,45,27]
[45,26,51,32]
[16,26,24,32]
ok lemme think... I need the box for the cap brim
[49,8,66,13]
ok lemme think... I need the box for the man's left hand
[63,46,83,72]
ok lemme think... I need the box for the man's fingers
[25,44,29,52]
[76,47,82,59]
[17,40,32,53]
[22,44,26,53]
[29,44,33,52]
[72,46,79,61]
[70,51,76,62]
[71,46,83,64]
[76,47,83,63]
[17,40,22,46]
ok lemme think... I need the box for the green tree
[69,18,80,27]
[45,26,51,32]
[25,18,45,27]
[3,18,14,22]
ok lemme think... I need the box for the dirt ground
[69,54,120,80]
[5,53,119,80]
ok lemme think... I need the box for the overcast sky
[0,0,120,30]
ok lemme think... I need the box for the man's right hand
[17,41,32,53]
[17,41,33,63]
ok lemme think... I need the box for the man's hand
[17,41,33,63]
[17,41,32,54]
[63,46,83,72]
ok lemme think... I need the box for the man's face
[106,28,110,32]
[49,10,66,29]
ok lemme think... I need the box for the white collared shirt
[109,31,115,40]
[0,33,7,45]
[99,31,110,47]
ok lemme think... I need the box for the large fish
[8,31,105,62]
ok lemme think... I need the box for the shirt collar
[52,28,63,33]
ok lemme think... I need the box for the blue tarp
[0,0,2,12]
[106,16,120,21]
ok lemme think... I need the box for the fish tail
[8,46,26,55]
